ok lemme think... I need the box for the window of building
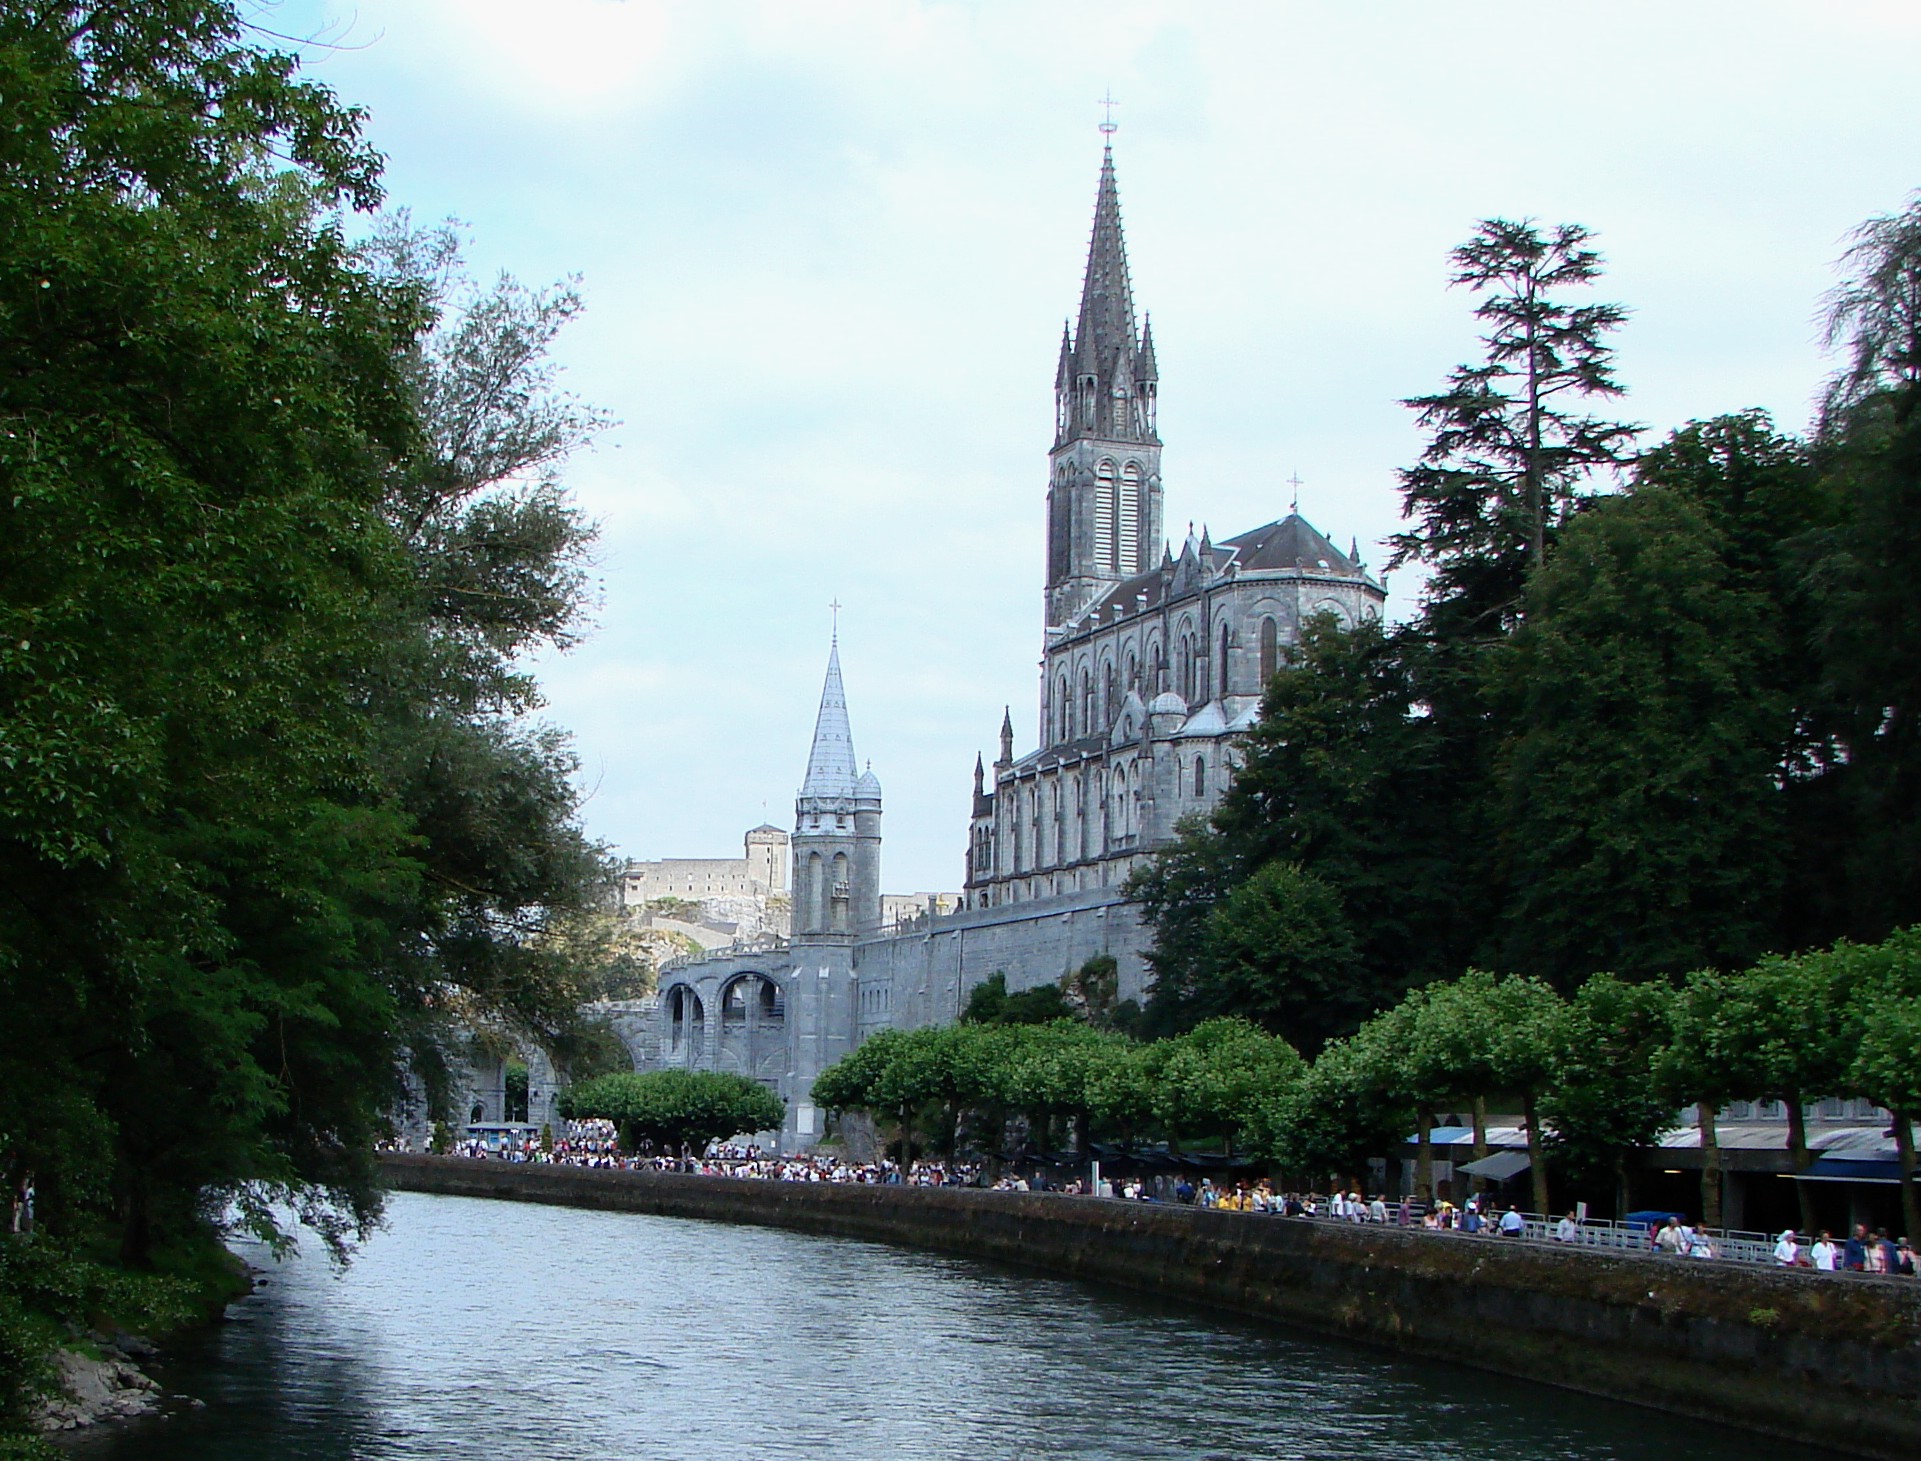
[1119,461,1141,571]
[1094,460,1117,569]
[1193,756,1206,797]
[1259,617,1278,682]
[1219,623,1231,699]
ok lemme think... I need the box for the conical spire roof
[1074,144,1138,382]
[799,637,859,800]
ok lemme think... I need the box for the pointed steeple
[998,706,1015,767]
[1076,144,1137,375]
[1054,321,1074,391]
[799,637,859,799]
[1138,314,1158,381]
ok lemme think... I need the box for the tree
[960,973,1070,1026]
[1488,482,1794,983]
[1146,1018,1303,1157]
[559,1071,782,1159]
[1134,616,1469,1044]
[1391,218,1639,638]
[1539,974,1678,1217]
[1188,862,1361,1055]
[1656,970,1761,1229]
[1808,196,1921,939]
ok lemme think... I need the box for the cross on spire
[1287,472,1304,515]
[828,597,842,640]
[1098,89,1119,137]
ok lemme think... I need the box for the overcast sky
[271,0,1920,891]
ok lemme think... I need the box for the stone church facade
[645,145,1382,1149]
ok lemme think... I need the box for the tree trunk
[1786,1090,1818,1233]
[1471,1095,1489,1197]
[1614,1150,1633,1222]
[1415,1107,1434,1203]
[1522,1089,1549,1218]
[1697,1102,1723,1230]
[1895,1107,1919,1249]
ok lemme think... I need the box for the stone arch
[1193,755,1206,797]
[1259,616,1279,683]
[668,984,705,1063]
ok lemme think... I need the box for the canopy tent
[1458,1151,1531,1181]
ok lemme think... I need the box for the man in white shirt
[1499,1206,1526,1237]
[1554,1211,1579,1242]
[1810,1231,1838,1271]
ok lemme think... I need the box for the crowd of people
[1772,1225,1915,1275]
[413,1132,1916,1278]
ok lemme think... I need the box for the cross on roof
[829,598,842,638]
[1098,90,1119,137]
[1287,472,1304,514]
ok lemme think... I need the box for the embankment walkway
[380,1154,1919,1459]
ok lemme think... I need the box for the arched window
[1103,662,1116,724]
[1056,675,1069,743]
[807,852,824,934]
[830,852,850,932]
[1125,650,1138,691]
[1194,756,1206,797]
[1259,617,1279,683]
[1120,461,1142,571]
[1179,634,1194,701]
[1219,623,1231,699]
[1094,460,1117,570]
[1079,668,1092,737]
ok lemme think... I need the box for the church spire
[799,637,858,800]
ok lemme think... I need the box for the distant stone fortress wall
[620,825,791,905]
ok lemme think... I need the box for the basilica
[636,143,1383,1148]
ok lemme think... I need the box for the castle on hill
[637,142,1384,1148]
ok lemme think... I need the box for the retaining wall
[380,1155,1919,1458]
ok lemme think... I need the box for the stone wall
[853,886,1149,1032]
[381,1154,1921,1460]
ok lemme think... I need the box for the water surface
[65,1190,1833,1460]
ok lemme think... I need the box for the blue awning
[1795,1158,1905,1185]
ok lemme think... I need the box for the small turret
[998,707,1015,768]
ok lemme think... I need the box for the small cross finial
[1098,89,1119,138]
[829,598,842,640]
[1287,472,1304,514]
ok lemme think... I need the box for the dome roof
[1148,692,1188,715]
[855,767,883,799]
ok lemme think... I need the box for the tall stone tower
[791,636,882,937]
[1045,143,1164,632]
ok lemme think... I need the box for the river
[60,1190,1831,1460]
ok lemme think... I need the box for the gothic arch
[1095,459,1119,570]
[1259,616,1279,683]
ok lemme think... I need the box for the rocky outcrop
[34,1343,161,1431]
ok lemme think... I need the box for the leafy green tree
[1186,862,1361,1054]
[1808,196,1921,939]
[1539,974,1677,1217]
[1147,1018,1303,1157]
[960,973,1070,1026]
[559,1071,781,1159]
[1391,218,1638,638]
[1850,996,1921,1244]
[1655,970,1762,1229]
[1134,617,1468,1043]
[1489,483,1793,983]
[1262,1014,1415,1189]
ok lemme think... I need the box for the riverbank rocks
[35,1346,162,1431]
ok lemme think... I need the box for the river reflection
[63,1190,1833,1460]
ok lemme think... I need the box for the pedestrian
[1499,1205,1525,1238]
[1554,1211,1579,1242]
[1773,1229,1801,1267]
[1843,1224,1869,1271]
[1810,1231,1838,1272]
[1896,1238,1916,1276]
